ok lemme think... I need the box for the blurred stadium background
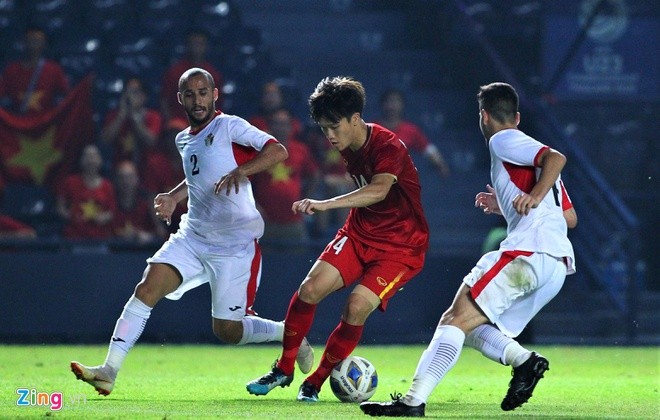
[0,0,657,346]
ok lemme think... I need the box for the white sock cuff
[237,317,254,345]
[465,324,515,365]
[125,296,152,319]
[238,316,284,345]
[436,324,466,343]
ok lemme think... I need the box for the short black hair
[308,76,366,123]
[178,67,215,92]
[477,82,519,124]
[379,88,404,106]
[185,28,210,41]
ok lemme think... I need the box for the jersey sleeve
[490,132,547,167]
[404,123,430,152]
[227,115,276,151]
[372,136,408,179]
[559,179,573,210]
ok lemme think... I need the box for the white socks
[404,325,465,406]
[104,296,152,371]
[237,316,285,345]
[464,324,531,367]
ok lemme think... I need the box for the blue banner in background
[542,0,658,101]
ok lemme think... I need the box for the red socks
[307,320,364,390]
[278,292,316,374]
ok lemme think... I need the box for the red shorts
[318,232,425,311]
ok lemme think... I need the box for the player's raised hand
[154,193,176,226]
[292,198,327,215]
[475,184,501,215]
[215,168,246,195]
[513,192,540,215]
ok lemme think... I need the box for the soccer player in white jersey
[70,68,313,396]
[361,82,577,417]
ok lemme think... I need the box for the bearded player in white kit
[70,68,313,395]
[361,82,576,417]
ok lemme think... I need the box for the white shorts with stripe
[463,250,567,337]
[147,230,262,321]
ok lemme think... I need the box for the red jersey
[142,151,186,231]
[0,59,69,117]
[378,120,430,153]
[160,59,222,120]
[252,138,318,223]
[112,194,158,238]
[58,174,116,239]
[102,109,163,164]
[339,123,429,255]
[248,114,303,140]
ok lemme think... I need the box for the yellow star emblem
[117,221,135,236]
[121,133,136,154]
[325,148,341,164]
[80,199,101,221]
[19,90,45,113]
[7,126,62,184]
[269,162,292,182]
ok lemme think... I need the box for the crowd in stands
[0,18,450,246]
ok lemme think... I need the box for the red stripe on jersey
[189,111,222,135]
[559,179,573,210]
[245,239,261,316]
[503,162,536,194]
[231,138,277,166]
[470,250,534,299]
[533,146,549,166]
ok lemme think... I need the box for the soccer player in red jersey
[377,89,450,177]
[247,76,430,402]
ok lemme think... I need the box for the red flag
[0,75,94,189]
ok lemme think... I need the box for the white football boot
[296,337,314,374]
[70,361,116,396]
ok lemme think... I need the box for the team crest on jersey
[204,133,214,146]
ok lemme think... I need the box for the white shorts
[463,250,567,337]
[147,230,262,321]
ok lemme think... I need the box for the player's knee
[134,264,180,306]
[134,281,163,307]
[212,319,242,344]
[439,307,458,326]
[298,280,324,304]
[342,295,372,325]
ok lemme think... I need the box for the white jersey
[489,128,575,274]
[174,112,274,246]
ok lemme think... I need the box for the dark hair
[308,76,366,123]
[185,28,210,41]
[123,75,149,95]
[477,82,519,124]
[379,88,404,106]
[24,25,49,45]
[178,67,215,92]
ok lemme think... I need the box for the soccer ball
[329,355,378,403]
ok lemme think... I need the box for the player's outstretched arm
[292,173,394,215]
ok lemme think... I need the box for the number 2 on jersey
[190,154,200,175]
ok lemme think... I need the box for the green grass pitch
[1,344,657,419]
